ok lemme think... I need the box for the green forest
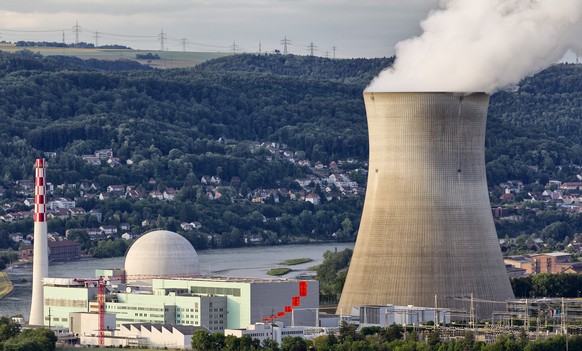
[0,50,581,254]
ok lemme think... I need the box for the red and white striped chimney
[29,158,48,326]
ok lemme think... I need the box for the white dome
[124,230,200,277]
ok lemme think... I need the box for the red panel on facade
[299,281,308,296]
[292,296,300,307]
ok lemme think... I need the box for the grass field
[266,267,292,276]
[0,271,13,299]
[279,258,314,266]
[0,44,231,68]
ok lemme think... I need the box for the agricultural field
[0,43,230,68]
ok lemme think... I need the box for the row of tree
[191,323,581,351]
[0,317,56,351]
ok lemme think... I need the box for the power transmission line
[179,38,188,52]
[280,35,291,55]
[307,41,317,56]
[231,41,240,53]
[94,31,100,47]
[158,29,167,51]
[72,21,81,45]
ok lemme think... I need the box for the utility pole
[307,41,317,56]
[94,31,100,47]
[73,21,81,45]
[179,38,188,52]
[281,35,291,55]
[62,31,65,44]
[332,45,337,59]
[434,294,438,330]
[470,293,475,331]
[158,29,167,51]
[231,41,239,54]
[258,40,261,54]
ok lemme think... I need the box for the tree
[0,317,20,342]
[384,323,404,342]
[3,328,57,351]
[281,336,308,351]
[191,330,213,351]
[541,221,573,242]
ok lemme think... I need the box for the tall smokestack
[338,92,514,319]
[29,158,48,326]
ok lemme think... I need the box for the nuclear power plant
[29,158,49,326]
[338,92,514,319]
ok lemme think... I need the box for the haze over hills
[0,51,581,252]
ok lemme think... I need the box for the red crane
[73,276,106,346]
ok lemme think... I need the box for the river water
[1,242,354,318]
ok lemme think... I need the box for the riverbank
[0,271,13,298]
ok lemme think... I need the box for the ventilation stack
[338,92,514,319]
[29,158,48,326]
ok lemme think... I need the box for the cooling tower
[29,158,48,326]
[338,92,514,319]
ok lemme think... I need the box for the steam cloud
[367,0,582,93]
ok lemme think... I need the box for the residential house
[107,185,126,197]
[305,193,321,205]
[88,209,102,222]
[48,198,76,210]
[163,188,177,200]
[100,225,118,236]
[561,182,582,191]
[107,157,121,167]
[82,155,101,165]
[69,207,86,217]
[20,240,81,262]
[95,149,113,160]
[47,209,69,220]
[149,190,164,200]
[181,222,202,231]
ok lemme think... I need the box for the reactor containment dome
[125,230,200,277]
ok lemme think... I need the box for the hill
[0,43,230,69]
[0,51,581,251]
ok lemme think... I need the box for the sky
[0,0,441,58]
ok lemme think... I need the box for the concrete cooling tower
[338,92,514,319]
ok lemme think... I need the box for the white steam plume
[367,0,582,93]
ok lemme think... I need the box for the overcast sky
[0,0,441,58]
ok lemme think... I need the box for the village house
[20,240,81,262]
[68,207,86,217]
[82,155,101,165]
[88,209,102,222]
[149,190,164,200]
[106,185,126,197]
[95,148,113,160]
[47,197,76,210]
[163,188,177,200]
[99,225,118,236]
[504,252,582,275]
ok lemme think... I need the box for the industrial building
[339,93,514,319]
[42,230,319,339]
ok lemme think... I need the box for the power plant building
[339,92,514,319]
[42,230,319,332]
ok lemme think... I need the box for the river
[1,242,354,318]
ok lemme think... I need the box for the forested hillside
[0,50,581,253]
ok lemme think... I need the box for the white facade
[225,322,304,346]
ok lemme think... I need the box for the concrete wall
[339,92,514,319]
